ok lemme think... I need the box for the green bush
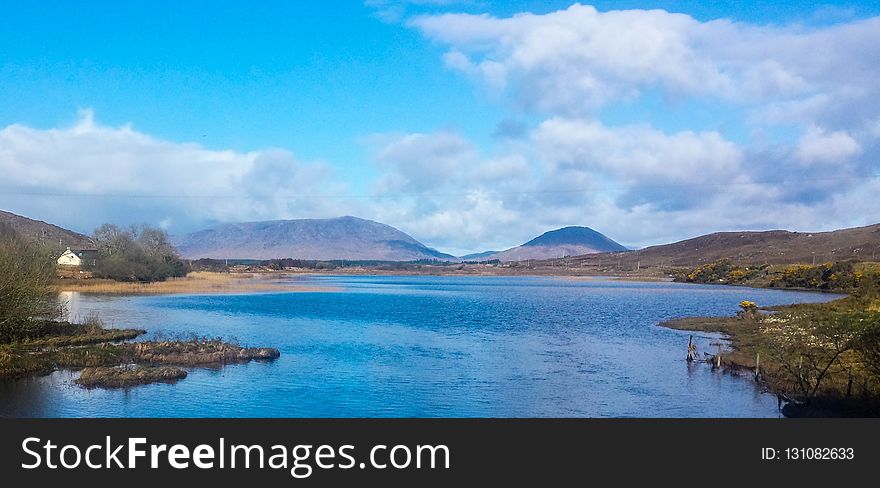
[770,261,858,290]
[680,259,764,285]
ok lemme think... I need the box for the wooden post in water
[755,352,760,381]
[687,336,694,362]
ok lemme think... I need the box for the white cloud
[370,131,478,193]
[532,118,743,185]
[393,4,880,250]
[0,111,349,236]
[795,126,862,164]
[411,5,724,112]
[411,4,880,122]
[357,120,876,252]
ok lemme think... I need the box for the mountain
[0,210,93,249]
[481,226,627,262]
[571,223,880,269]
[175,216,457,261]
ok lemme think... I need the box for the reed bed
[76,366,188,388]
[52,271,334,295]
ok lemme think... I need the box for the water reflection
[58,290,80,321]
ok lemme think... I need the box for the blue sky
[1,1,879,254]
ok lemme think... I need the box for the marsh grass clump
[76,365,187,389]
[1,319,277,388]
[1,333,280,385]
[131,339,280,366]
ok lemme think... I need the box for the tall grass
[52,271,323,295]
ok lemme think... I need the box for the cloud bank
[392,3,880,249]
[2,4,879,254]
[0,110,350,236]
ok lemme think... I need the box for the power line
[0,173,876,201]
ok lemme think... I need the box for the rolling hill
[176,216,457,261]
[0,210,93,249]
[459,250,500,261]
[570,223,880,270]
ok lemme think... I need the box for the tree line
[89,224,189,282]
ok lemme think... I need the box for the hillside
[570,223,880,271]
[460,250,500,261]
[0,210,93,249]
[484,226,627,262]
[176,216,457,261]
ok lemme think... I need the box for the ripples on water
[0,276,841,418]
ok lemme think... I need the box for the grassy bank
[52,271,336,295]
[674,259,880,291]
[661,292,880,417]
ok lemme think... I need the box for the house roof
[59,248,98,259]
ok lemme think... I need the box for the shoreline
[52,267,838,301]
[0,322,280,388]
[52,271,339,295]
[657,292,879,417]
[51,269,681,296]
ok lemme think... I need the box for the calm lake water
[0,276,841,418]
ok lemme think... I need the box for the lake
[0,275,842,418]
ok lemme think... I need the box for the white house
[57,247,98,267]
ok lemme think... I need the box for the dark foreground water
[0,276,841,418]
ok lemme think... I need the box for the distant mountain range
[465,226,628,262]
[0,210,93,249]
[4,208,878,266]
[175,216,458,261]
[176,220,628,262]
